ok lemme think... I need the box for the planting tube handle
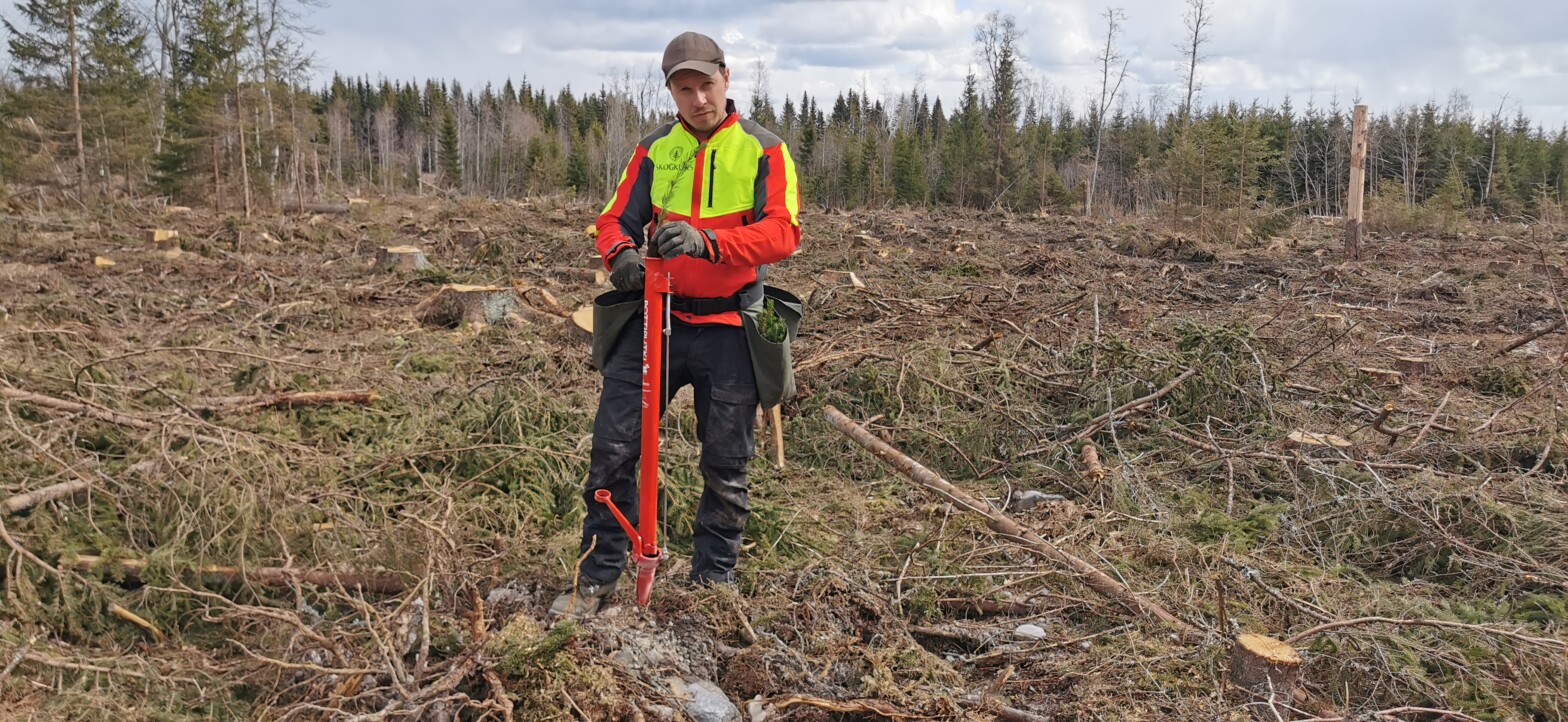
[594,489,642,551]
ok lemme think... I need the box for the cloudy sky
[307,0,1567,128]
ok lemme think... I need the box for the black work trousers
[577,316,757,585]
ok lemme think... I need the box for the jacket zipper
[690,142,707,225]
[707,152,717,209]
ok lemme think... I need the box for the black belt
[670,279,764,315]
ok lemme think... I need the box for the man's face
[668,68,729,134]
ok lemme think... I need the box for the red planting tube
[593,251,670,606]
[639,255,669,560]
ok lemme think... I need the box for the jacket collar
[677,99,739,141]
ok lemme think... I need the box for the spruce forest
[4,2,1566,228]
[3,2,1568,721]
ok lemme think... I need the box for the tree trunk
[1344,104,1368,260]
[67,1,87,200]
[236,84,253,218]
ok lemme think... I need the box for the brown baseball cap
[662,32,726,82]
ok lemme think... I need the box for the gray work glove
[652,221,709,260]
[609,248,644,291]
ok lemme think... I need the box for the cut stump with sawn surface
[413,284,523,329]
[376,245,430,272]
[1229,633,1303,717]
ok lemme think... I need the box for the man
[550,31,801,617]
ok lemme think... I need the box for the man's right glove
[609,248,645,291]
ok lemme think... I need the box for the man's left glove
[652,221,710,260]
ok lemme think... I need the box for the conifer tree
[438,106,460,187]
[891,131,926,204]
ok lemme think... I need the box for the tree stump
[376,246,430,272]
[146,229,180,249]
[413,284,524,329]
[1229,633,1302,715]
[570,303,594,336]
[1312,313,1347,329]
[1283,430,1353,451]
[455,227,485,248]
[1357,367,1404,387]
[1394,356,1434,377]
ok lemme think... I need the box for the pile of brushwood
[1,195,1566,721]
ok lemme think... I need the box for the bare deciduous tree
[1086,6,1129,217]
[1177,0,1212,124]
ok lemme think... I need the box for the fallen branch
[958,698,1053,722]
[2,386,228,446]
[67,554,410,594]
[1282,320,1361,374]
[1496,318,1565,356]
[769,694,917,719]
[1079,443,1107,482]
[824,405,1202,640]
[1298,706,1486,722]
[1221,557,1335,623]
[1160,427,1448,476]
[1409,391,1452,447]
[1021,368,1197,457]
[3,479,89,516]
[108,601,166,643]
[194,388,377,413]
[281,200,350,214]
[1284,615,1567,651]
[1369,403,1406,442]
[937,596,1081,618]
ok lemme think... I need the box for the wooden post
[770,406,785,469]
[1345,104,1368,260]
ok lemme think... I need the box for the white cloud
[498,31,525,56]
[302,0,1568,128]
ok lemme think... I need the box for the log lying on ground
[412,284,527,329]
[194,389,377,414]
[3,479,90,516]
[1497,318,1565,356]
[1,386,227,446]
[375,245,430,272]
[66,554,409,594]
[549,266,608,286]
[282,201,350,214]
[823,405,1201,640]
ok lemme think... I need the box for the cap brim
[664,60,722,81]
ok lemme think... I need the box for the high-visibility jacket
[596,99,801,326]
